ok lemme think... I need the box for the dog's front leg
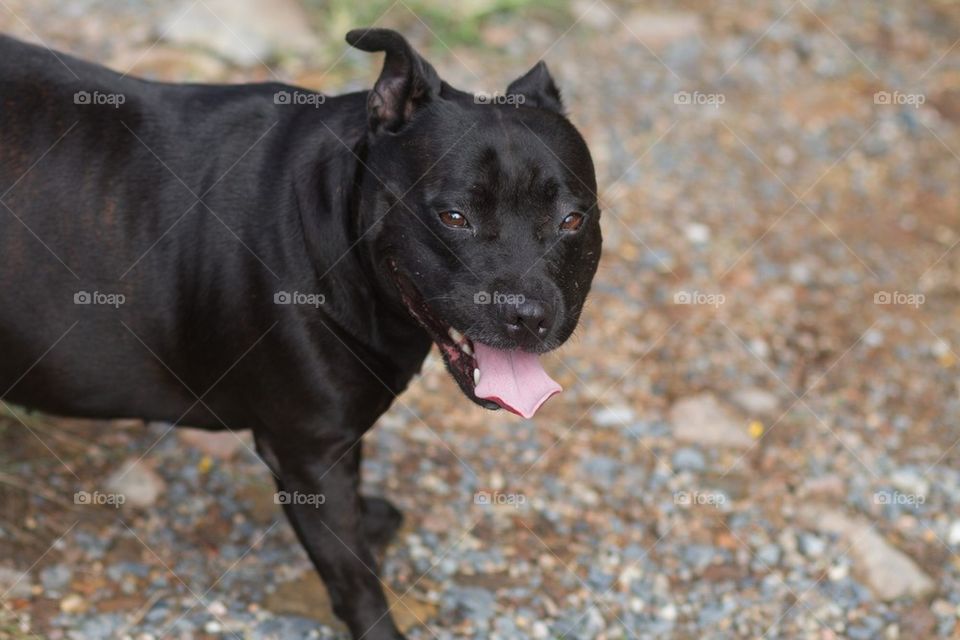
[258,432,403,640]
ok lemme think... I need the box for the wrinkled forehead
[418,113,596,210]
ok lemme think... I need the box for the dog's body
[0,30,600,638]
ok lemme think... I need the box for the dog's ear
[346,28,441,133]
[506,61,563,113]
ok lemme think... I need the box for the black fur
[0,28,601,637]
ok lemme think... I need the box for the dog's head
[349,28,601,418]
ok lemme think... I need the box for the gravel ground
[2,0,960,638]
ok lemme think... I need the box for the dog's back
[0,35,353,423]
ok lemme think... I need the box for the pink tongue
[473,343,562,419]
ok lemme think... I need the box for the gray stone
[798,506,935,600]
[672,447,706,472]
[755,543,782,567]
[158,0,315,66]
[798,534,827,558]
[591,404,635,427]
[445,586,496,626]
[669,394,753,449]
[104,459,166,508]
[624,11,702,51]
[177,427,250,459]
[40,564,71,594]
[0,566,33,598]
[730,388,779,415]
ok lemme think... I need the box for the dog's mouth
[387,259,561,418]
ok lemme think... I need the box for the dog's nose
[504,299,552,341]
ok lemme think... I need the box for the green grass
[303,0,571,50]
[0,608,37,640]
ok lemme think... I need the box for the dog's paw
[361,496,404,548]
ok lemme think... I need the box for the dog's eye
[560,212,585,232]
[439,210,469,228]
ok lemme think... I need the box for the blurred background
[1,0,959,638]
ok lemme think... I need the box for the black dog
[0,28,600,637]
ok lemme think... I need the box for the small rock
[624,11,702,50]
[572,0,619,29]
[799,533,827,558]
[532,620,549,638]
[798,506,935,600]
[863,329,885,348]
[658,603,678,621]
[158,0,315,66]
[828,560,850,581]
[684,223,711,244]
[775,144,797,165]
[755,543,782,567]
[730,388,779,415]
[445,586,496,627]
[67,613,125,638]
[178,428,248,460]
[749,338,771,360]
[948,520,960,546]
[591,404,635,427]
[104,459,166,508]
[798,474,845,499]
[207,600,228,617]
[789,262,813,284]
[0,566,33,598]
[890,469,930,499]
[40,564,72,594]
[930,599,955,617]
[672,447,706,472]
[59,593,88,614]
[669,394,753,449]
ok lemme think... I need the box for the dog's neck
[292,108,432,389]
